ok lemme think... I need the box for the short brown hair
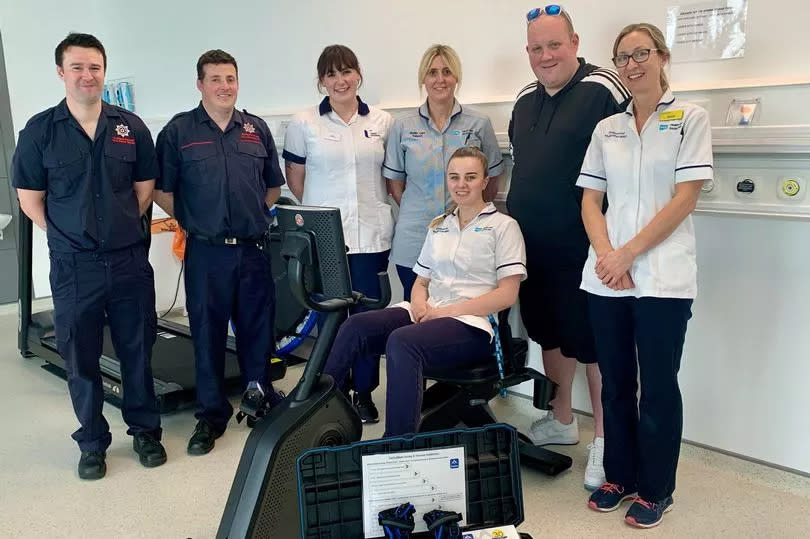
[316,45,363,92]
[197,49,238,81]
[55,33,107,70]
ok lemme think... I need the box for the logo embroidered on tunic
[115,124,130,137]
[243,122,256,134]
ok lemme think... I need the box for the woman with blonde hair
[579,23,713,528]
[325,147,525,436]
[384,44,504,301]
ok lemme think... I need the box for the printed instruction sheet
[362,446,467,537]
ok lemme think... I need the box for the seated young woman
[323,146,527,436]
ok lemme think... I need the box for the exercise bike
[217,204,390,538]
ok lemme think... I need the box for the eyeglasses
[526,5,564,23]
[612,48,659,68]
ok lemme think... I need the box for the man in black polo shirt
[507,7,630,490]
[12,33,166,480]
[154,50,285,455]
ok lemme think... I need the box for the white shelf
[712,125,810,155]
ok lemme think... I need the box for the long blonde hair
[613,23,671,91]
[429,147,489,229]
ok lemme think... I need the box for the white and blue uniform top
[392,202,527,339]
[383,101,505,268]
[576,90,714,299]
[283,96,394,254]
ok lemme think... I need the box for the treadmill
[16,203,310,413]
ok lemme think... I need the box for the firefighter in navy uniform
[12,33,165,480]
[153,49,285,455]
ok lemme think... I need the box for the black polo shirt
[11,99,158,253]
[507,59,630,270]
[155,104,285,239]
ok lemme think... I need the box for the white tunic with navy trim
[576,90,713,299]
[392,202,527,339]
[282,97,394,254]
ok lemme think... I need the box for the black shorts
[518,267,598,364]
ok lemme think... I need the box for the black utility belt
[188,233,262,246]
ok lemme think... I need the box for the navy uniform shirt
[155,104,285,239]
[11,99,158,253]
[507,59,630,270]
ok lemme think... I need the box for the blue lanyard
[487,314,507,397]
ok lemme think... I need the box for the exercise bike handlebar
[287,258,353,312]
[353,272,391,310]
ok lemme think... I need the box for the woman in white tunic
[578,24,713,528]
[324,147,526,437]
[283,45,393,423]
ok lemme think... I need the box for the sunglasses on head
[526,5,564,23]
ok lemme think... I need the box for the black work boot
[133,432,167,467]
[187,420,221,455]
[78,451,106,480]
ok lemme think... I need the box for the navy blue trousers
[323,307,490,436]
[185,237,275,433]
[50,245,160,452]
[395,265,418,302]
[588,293,693,501]
[345,250,390,393]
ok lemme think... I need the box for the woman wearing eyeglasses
[384,44,504,300]
[578,24,713,528]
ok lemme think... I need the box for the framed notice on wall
[665,0,748,62]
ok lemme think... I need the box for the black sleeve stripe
[515,81,538,101]
[415,260,430,270]
[586,70,631,102]
[497,262,527,270]
[488,158,504,170]
[383,164,406,174]
[580,172,607,181]
[281,149,306,165]
[675,164,713,171]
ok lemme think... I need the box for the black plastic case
[296,424,532,538]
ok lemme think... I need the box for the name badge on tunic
[324,132,341,141]
[659,110,684,122]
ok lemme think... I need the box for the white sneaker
[584,437,606,491]
[529,409,556,432]
[527,411,579,446]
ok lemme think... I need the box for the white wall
[3,0,810,472]
[3,0,809,131]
